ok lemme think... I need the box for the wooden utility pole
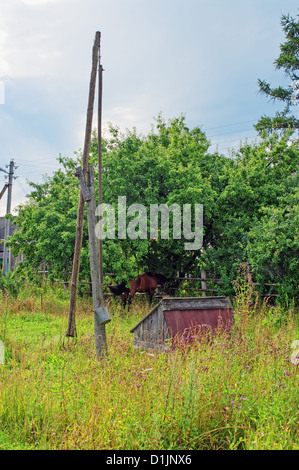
[66,32,101,337]
[98,33,104,285]
[3,160,15,276]
[76,165,110,357]
[86,165,109,357]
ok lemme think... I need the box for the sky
[0,0,298,215]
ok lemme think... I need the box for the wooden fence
[36,271,279,299]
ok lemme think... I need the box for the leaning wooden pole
[74,165,110,357]
[86,165,110,357]
[98,33,104,285]
[66,32,101,337]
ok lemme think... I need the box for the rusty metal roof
[130,296,233,333]
[163,308,233,338]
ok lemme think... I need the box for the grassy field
[0,284,298,450]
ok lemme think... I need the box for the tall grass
[0,282,298,450]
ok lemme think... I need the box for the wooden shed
[130,296,234,351]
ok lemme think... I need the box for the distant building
[0,217,24,273]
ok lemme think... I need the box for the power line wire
[204,110,299,132]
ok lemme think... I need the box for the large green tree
[6,116,298,305]
[255,12,299,135]
[7,155,89,283]
[207,131,299,301]
[99,115,223,280]
[8,116,224,284]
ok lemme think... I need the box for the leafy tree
[7,115,298,305]
[8,116,222,284]
[205,131,299,301]
[247,191,299,304]
[96,115,220,281]
[255,12,299,135]
[8,156,85,282]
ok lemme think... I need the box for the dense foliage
[5,114,298,305]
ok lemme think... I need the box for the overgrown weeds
[0,283,298,450]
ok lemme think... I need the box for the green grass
[0,285,298,450]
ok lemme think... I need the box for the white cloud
[0,0,96,80]
[22,0,61,5]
